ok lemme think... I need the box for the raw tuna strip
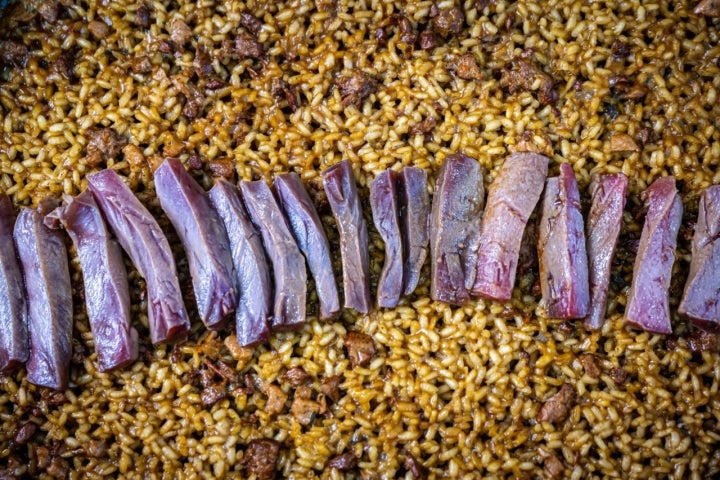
[398,167,430,296]
[14,199,72,390]
[0,193,28,372]
[625,176,683,334]
[322,160,372,313]
[46,191,138,372]
[585,173,628,330]
[537,163,590,319]
[471,151,549,301]
[429,153,484,306]
[87,169,190,344]
[208,180,271,347]
[370,169,403,308]
[274,173,340,319]
[679,185,720,332]
[154,158,237,330]
[240,180,307,331]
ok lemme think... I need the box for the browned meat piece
[88,20,110,40]
[431,5,465,38]
[537,383,576,424]
[625,177,682,334]
[271,79,299,112]
[244,439,280,480]
[46,458,69,478]
[201,385,226,406]
[282,366,309,386]
[542,451,564,478]
[430,153,484,306]
[345,331,377,368]
[611,39,631,58]
[610,133,640,152]
[404,452,428,480]
[13,422,36,445]
[327,451,358,471]
[129,55,153,74]
[376,14,416,45]
[122,143,145,168]
[171,71,205,119]
[240,12,262,36]
[452,53,482,80]
[500,58,558,105]
[207,158,235,179]
[609,367,627,385]
[0,194,28,373]
[262,383,288,414]
[419,30,439,50]
[85,127,127,167]
[83,440,108,458]
[696,0,720,16]
[291,396,320,425]
[135,3,150,28]
[36,0,59,23]
[410,116,437,137]
[51,49,76,80]
[169,18,192,45]
[321,375,342,403]
[580,353,600,379]
[684,329,720,353]
[537,163,590,319]
[0,41,28,68]
[235,33,264,59]
[336,70,378,108]
[194,43,213,78]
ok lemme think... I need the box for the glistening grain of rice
[0,0,720,478]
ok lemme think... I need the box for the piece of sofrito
[154,158,237,330]
[429,153,484,306]
[87,169,190,344]
[0,193,28,372]
[46,191,139,372]
[625,176,683,334]
[14,199,72,390]
[679,185,720,332]
[370,169,403,308]
[240,180,307,330]
[471,151,548,301]
[537,163,590,319]
[398,167,430,296]
[322,160,372,313]
[208,180,272,346]
[274,173,340,320]
[584,173,628,330]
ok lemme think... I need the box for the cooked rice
[1,0,720,478]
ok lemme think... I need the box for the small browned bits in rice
[1,0,720,478]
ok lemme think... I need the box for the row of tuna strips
[1,153,714,389]
[435,151,718,337]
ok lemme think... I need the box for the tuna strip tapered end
[240,180,307,331]
[370,169,403,308]
[46,191,138,372]
[538,163,590,319]
[679,185,720,332]
[87,169,190,344]
[208,179,271,347]
[0,193,28,372]
[429,153,484,306]
[584,173,628,330]
[398,167,430,296]
[472,151,548,301]
[154,158,238,330]
[15,201,72,390]
[274,173,340,320]
[625,176,683,334]
[322,160,372,313]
